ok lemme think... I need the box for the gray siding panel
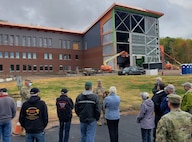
[83,22,101,48]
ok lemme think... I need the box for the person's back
[157,109,192,141]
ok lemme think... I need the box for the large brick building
[0,3,163,75]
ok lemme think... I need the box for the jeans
[141,128,152,142]
[106,119,119,142]
[59,121,71,142]
[0,121,12,142]
[26,132,45,142]
[80,120,97,142]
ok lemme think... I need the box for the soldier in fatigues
[93,80,107,126]
[19,79,32,136]
[156,94,192,142]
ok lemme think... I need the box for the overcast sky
[0,0,192,39]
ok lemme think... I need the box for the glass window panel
[27,36,31,46]
[4,52,9,58]
[15,35,19,46]
[0,52,2,58]
[31,37,36,47]
[0,65,3,71]
[49,53,52,59]
[4,34,8,45]
[49,65,53,71]
[39,37,43,47]
[22,52,26,59]
[59,39,62,48]
[16,52,20,59]
[28,52,32,59]
[48,38,52,47]
[33,65,37,71]
[102,18,112,33]
[28,65,32,71]
[63,40,66,49]
[59,65,63,70]
[22,36,26,46]
[40,65,43,71]
[0,34,3,45]
[33,53,36,59]
[10,65,14,72]
[44,65,48,71]
[16,65,20,71]
[44,53,48,59]
[67,40,70,49]
[23,65,27,71]
[43,38,47,47]
[59,54,62,60]
[103,44,113,55]
[10,52,14,58]
[103,33,112,44]
[9,35,14,45]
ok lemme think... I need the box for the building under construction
[0,3,163,75]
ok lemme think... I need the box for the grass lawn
[1,74,192,119]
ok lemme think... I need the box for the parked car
[118,66,145,75]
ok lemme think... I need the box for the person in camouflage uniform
[156,94,192,142]
[19,79,32,136]
[20,79,32,103]
[93,80,107,126]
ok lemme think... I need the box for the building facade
[0,3,163,75]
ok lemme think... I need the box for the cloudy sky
[0,0,192,39]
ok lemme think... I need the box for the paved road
[11,115,143,142]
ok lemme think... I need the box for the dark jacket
[19,96,48,133]
[56,95,74,122]
[75,90,101,123]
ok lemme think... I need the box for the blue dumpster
[181,64,187,75]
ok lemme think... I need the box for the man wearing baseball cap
[19,87,48,142]
[56,88,74,142]
[181,82,192,114]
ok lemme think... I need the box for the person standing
[137,92,155,142]
[156,94,192,141]
[75,81,101,142]
[19,87,48,142]
[152,77,163,95]
[160,84,175,115]
[104,86,120,142]
[0,88,16,142]
[181,82,192,114]
[20,79,32,103]
[93,80,106,126]
[56,88,74,142]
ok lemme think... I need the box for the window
[27,36,31,46]
[40,65,44,71]
[0,65,3,71]
[23,65,27,71]
[59,65,63,70]
[75,55,79,59]
[67,40,70,49]
[39,37,43,47]
[9,35,14,45]
[15,35,19,46]
[10,52,14,58]
[33,65,37,71]
[28,52,32,59]
[32,37,36,47]
[28,65,32,71]
[43,38,47,47]
[48,38,52,47]
[4,52,9,58]
[59,54,62,60]
[0,52,2,58]
[84,41,87,50]
[68,54,71,60]
[68,66,71,71]
[102,18,112,33]
[49,65,53,71]
[22,36,26,46]
[64,54,67,60]
[73,41,80,50]
[44,53,48,59]
[4,34,8,45]
[10,65,14,72]
[49,53,52,59]
[16,65,20,71]
[59,39,62,48]
[63,40,66,48]
[0,34,3,45]
[16,52,20,59]
[64,65,68,70]
[33,53,37,59]
[44,65,48,71]
[22,52,26,59]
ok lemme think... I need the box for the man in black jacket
[19,87,48,142]
[75,81,101,142]
[56,88,74,142]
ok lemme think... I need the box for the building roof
[0,3,164,35]
[84,2,164,33]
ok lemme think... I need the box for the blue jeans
[0,121,12,142]
[141,128,152,142]
[59,121,71,142]
[26,132,45,142]
[80,120,97,142]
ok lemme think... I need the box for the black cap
[30,87,40,94]
[61,88,68,94]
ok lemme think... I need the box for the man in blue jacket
[75,81,101,142]
[19,87,48,142]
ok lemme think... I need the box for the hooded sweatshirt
[19,96,48,133]
[137,98,155,129]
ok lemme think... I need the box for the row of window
[0,64,73,72]
[0,51,79,60]
[0,34,81,49]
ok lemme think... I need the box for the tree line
[160,37,192,64]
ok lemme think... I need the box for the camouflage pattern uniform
[156,108,192,142]
[20,86,31,103]
[93,86,106,125]
[181,88,192,114]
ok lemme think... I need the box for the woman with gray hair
[137,92,155,142]
[103,86,120,142]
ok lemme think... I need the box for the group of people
[136,77,192,142]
